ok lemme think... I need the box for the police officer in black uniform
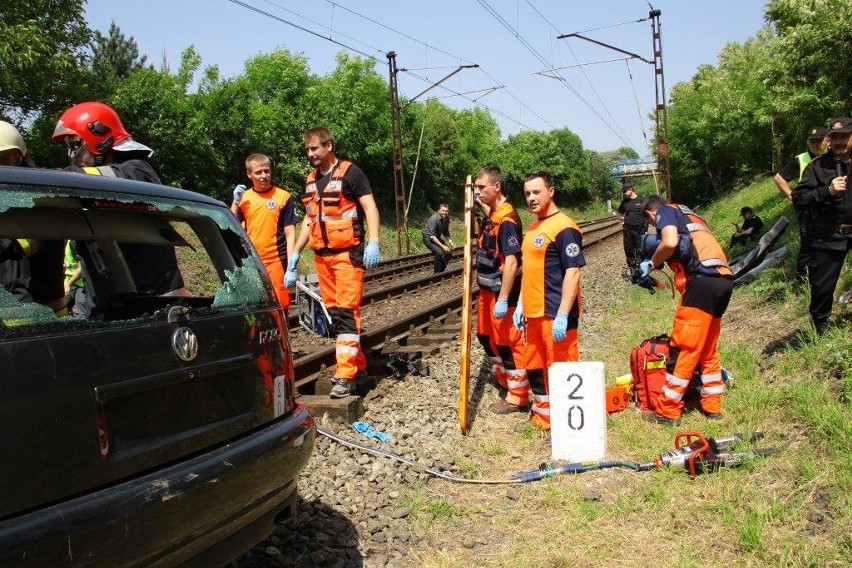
[617,178,647,272]
[774,126,828,283]
[792,117,852,335]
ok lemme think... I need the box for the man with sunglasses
[51,102,186,297]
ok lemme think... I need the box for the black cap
[740,206,753,216]
[807,126,828,140]
[827,117,852,134]
[621,178,635,192]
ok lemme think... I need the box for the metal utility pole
[558,8,672,200]
[387,53,478,255]
[387,51,408,256]
[649,9,671,201]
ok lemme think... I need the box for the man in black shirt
[792,117,852,335]
[730,207,764,248]
[422,203,454,273]
[616,179,647,271]
[774,126,828,282]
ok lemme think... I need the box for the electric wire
[227,0,384,61]
[322,0,554,130]
[625,56,650,146]
[524,0,636,149]
[476,0,633,147]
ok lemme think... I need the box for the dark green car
[0,166,314,566]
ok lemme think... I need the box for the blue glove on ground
[232,184,246,204]
[353,421,393,443]
[639,260,654,278]
[493,299,508,319]
[512,302,524,330]
[552,311,569,342]
[364,241,381,269]
[284,269,298,288]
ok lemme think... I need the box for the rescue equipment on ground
[729,216,788,284]
[629,335,674,412]
[458,175,476,434]
[605,374,632,414]
[295,279,333,337]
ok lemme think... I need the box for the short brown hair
[475,166,503,189]
[303,126,335,152]
[642,194,668,215]
[524,170,553,188]
[245,153,271,170]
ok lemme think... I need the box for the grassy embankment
[410,176,851,567]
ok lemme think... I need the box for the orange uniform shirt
[237,186,298,265]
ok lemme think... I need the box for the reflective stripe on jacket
[302,161,362,252]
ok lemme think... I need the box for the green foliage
[91,21,148,80]
[0,0,92,119]
[666,0,852,205]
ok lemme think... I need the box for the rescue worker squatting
[231,153,298,311]
[472,166,529,414]
[291,126,381,399]
[515,170,585,431]
[640,195,733,424]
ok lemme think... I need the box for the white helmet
[0,121,27,156]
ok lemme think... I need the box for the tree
[0,1,91,119]
[91,21,148,79]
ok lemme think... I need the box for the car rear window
[0,183,274,340]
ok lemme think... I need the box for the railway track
[290,215,622,396]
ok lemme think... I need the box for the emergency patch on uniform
[507,236,519,248]
[266,200,277,210]
[565,243,580,257]
[533,234,546,248]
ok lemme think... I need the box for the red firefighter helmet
[52,102,131,156]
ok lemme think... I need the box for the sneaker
[329,379,352,399]
[641,410,681,426]
[489,400,530,415]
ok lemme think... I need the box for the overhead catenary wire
[476,0,634,148]
[525,0,637,149]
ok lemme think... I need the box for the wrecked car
[0,166,315,566]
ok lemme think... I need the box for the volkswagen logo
[172,327,199,362]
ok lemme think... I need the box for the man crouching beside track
[639,195,733,425]
[514,171,585,431]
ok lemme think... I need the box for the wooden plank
[458,175,475,434]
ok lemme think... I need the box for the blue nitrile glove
[284,268,298,288]
[287,251,300,271]
[552,311,569,342]
[353,421,393,443]
[512,301,524,330]
[232,184,247,204]
[493,298,508,319]
[364,241,381,269]
[639,260,654,278]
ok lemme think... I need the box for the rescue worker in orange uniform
[472,166,528,413]
[231,153,298,311]
[513,171,584,430]
[289,126,381,399]
[639,194,733,424]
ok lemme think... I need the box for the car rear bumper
[0,404,315,567]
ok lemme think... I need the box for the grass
[408,174,851,568]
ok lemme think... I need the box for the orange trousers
[477,289,529,407]
[314,250,366,380]
[656,275,732,419]
[523,316,579,429]
[264,259,291,310]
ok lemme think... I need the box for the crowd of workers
[2,103,850,427]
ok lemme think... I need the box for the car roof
[0,166,225,209]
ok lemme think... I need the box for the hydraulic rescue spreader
[515,431,773,482]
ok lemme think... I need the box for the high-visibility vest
[669,204,731,278]
[302,160,362,252]
[475,200,521,292]
[796,152,811,182]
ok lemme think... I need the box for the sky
[84,0,768,154]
